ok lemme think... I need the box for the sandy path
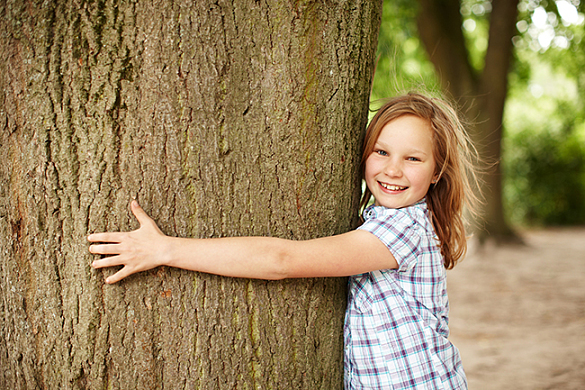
[447,228,585,390]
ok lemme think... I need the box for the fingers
[106,266,134,284]
[91,255,123,269]
[92,256,136,284]
[92,260,133,284]
[90,255,128,284]
[87,232,126,243]
[89,243,123,255]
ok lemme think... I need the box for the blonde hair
[360,92,481,269]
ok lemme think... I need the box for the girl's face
[365,114,437,209]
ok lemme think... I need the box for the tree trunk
[416,0,520,242]
[475,0,521,241]
[0,1,382,389]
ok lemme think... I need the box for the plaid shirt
[344,200,467,389]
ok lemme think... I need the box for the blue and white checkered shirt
[344,200,467,389]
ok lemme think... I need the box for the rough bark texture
[0,0,382,388]
[416,0,520,241]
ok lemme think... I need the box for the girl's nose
[384,159,403,177]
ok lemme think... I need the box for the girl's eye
[407,157,421,162]
[375,150,388,156]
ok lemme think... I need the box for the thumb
[130,200,156,227]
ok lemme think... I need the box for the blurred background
[371,2,585,388]
[372,0,585,235]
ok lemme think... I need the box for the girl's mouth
[379,182,407,191]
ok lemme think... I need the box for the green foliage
[504,1,585,226]
[460,0,491,72]
[504,125,585,225]
[371,1,439,103]
[504,79,585,226]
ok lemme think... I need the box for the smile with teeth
[379,182,407,191]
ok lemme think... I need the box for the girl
[89,92,479,389]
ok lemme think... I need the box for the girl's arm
[88,200,398,284]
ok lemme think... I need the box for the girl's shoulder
[358,200,436,272]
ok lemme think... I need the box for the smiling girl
[89,92,480,389]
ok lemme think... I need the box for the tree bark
[416,0,520,241]
[0,0,382,389]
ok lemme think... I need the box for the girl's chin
[374,196,420,210]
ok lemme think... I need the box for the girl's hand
[88,200,171,284]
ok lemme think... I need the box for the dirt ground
[447,227,585,390]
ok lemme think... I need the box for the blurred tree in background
[373,0,585,238]
[416,0,519,243]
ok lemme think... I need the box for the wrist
[158,235,177,268]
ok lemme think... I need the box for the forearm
[164,236,292,280]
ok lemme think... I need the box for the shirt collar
[363,198,428,220]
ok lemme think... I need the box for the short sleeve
[358,207,423,272]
